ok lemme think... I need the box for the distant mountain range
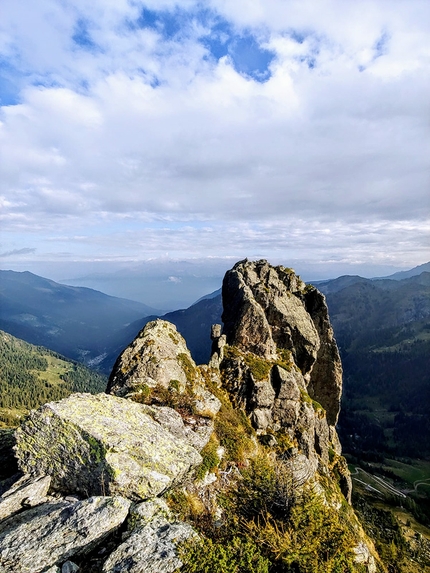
[0,270,160,368]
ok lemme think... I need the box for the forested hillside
[0,331,106,426]
[319,273,430,460]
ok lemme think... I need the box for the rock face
[15,393,202,500]
[0,474,51,521]
[108,319,221,420]
[107,319,194,396]
[0,495,131,572]
[218,259,349,497]
[222,259,342,424]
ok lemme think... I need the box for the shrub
[229,455,295,522]
[244,490,358,573]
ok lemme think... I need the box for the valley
[1,261,429,571]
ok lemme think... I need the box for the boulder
[140,404,214,452]
[102,517,196,573]
[15,393,202,500]
[0,496,130,573]
[0,474,51,521]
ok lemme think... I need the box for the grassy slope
[0,330,107,427]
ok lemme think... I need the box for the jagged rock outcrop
[15,393,202,500]
[221,259,342,424]
[107,320,193,396]
[108,319,221,419]
[217,259,350,499]
[1,259,382,572]
[0,495,131,572]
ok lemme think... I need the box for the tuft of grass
[130,383,195,416]
[195,436,221,481]
[169,332,180,345]
[300,388,325,416]
[178,353,197,384]
[274,348,293,372]
[214,405,255,465]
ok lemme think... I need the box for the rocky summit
[0,260,380,573]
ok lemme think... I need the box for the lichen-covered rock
[127,499,172,530]
[140,404,214,452]
[102,517,196,573]
[0,474,51,521]
[107,319,221,423]
[221,259,342,423]
[108,320,198,396]
[14,393,202,500]
[0,496,130,573]
[219,259,348,497]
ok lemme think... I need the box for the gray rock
[192,384,221,418]
[127,499,171,530]
[15,393,202,500]
[61,561,79,573]
[304,287,343,425]
[107,319,220,424]
[102,518,196,573]
[273,399,300,427]
[353,542,377,573]
[250,381,276,409]
[222,260,319,370]
[272,366,302,401]
[108,320,199,396]
[0,474,51,521]
[211,324,222,339]
[140,404,214,452]
[250,408,273,431]
[221,260,342,425]
[0,496,130,573]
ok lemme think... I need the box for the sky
[0,0,429,305]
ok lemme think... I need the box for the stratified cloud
[0,248,36,258]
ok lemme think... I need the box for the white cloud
[0,0,429,283]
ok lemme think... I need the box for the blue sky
[0,0,429,303]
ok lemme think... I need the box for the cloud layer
[1,0,429,281]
